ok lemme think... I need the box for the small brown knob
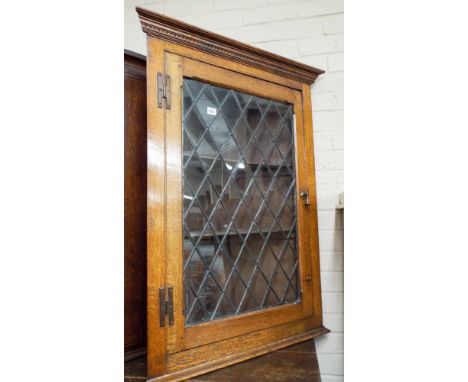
[300,191,310,206]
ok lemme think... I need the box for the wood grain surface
[125,339,321,382]
[124,51,147,358]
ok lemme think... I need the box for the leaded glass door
[165,53,315,354]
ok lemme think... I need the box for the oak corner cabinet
[125,7,329,381]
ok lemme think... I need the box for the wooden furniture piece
[125,7,329,381]
[125,339,321,382]
[124,50,147,360]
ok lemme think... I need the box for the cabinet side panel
[302,84,323,327]
[146,38,168,377]
[124,53,148,354]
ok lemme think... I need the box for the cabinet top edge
[136,6,325,85]
[124,49,146,63]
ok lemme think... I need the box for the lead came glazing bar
[182,78,300,326]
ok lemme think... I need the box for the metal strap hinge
[157,72,171,109]
[159,287,174,327]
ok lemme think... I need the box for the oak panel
[182,56,298,104]
[301,84,323,327]
[146,39,167,377]
[161,323,329,382]
[165,52,185,354]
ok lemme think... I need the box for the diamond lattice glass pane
[183,78,300,326]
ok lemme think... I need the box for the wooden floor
[125,339,321,382]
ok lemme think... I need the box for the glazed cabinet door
[162,50,319,360]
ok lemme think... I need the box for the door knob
[300,191,310,206]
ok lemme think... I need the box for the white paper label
[207,107,217,116]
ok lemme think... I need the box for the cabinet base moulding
[147,326,330,382]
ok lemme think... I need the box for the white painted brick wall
[180,11,243,30]
[317,353,344,375]
[323,313,344,332]
[321,376,344,382]
[214,0,266,11]
[125,0,344,379]
[322,292,344,314]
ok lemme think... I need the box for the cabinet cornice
[136,6,325,84]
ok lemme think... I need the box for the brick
[315,183,342,192]
[316,150,343,170]
[180,11,243,30]
[321,271,344,292]
[315,180,340,191]
[328,53,344,72]
[331,131,343,150]
[323,313,344,332]
[141,3,164,13]
[267,18,323,40]
[125,0,146,9]
[322,14,344,34]
[316,182,342,192]
[319,251,344,272]
[243,4,297,25]
[313,132,333,151]
[124,23,146,55]
[216,25,269,43]
[317,209,343,231]
[125,8,140,24]
[317,353,344,375]
[321,293,343,313]
[314,131,343,151]
[318,210,343,230]
[163,0,213,17]
[317,192,341,211]
[315,333,344,353]
[319,230,343,252]
[297,55,328,71]
[312,72,344,93]
[315,170,343,185]
[299,35,342,55]
[143,0,173,4]
[313,111,344,132]
[316,151,343,170]
[332,34,344,50]
[214,0,265,11]
[296,0,343,18]
[321,376,344,382]
[253,40,298,58]
[313,92,344,111]
[217,18,322,44]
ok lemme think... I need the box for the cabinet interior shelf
[187,226,294,238]
[184,152,292,170]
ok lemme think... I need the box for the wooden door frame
[165,52,315,354]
